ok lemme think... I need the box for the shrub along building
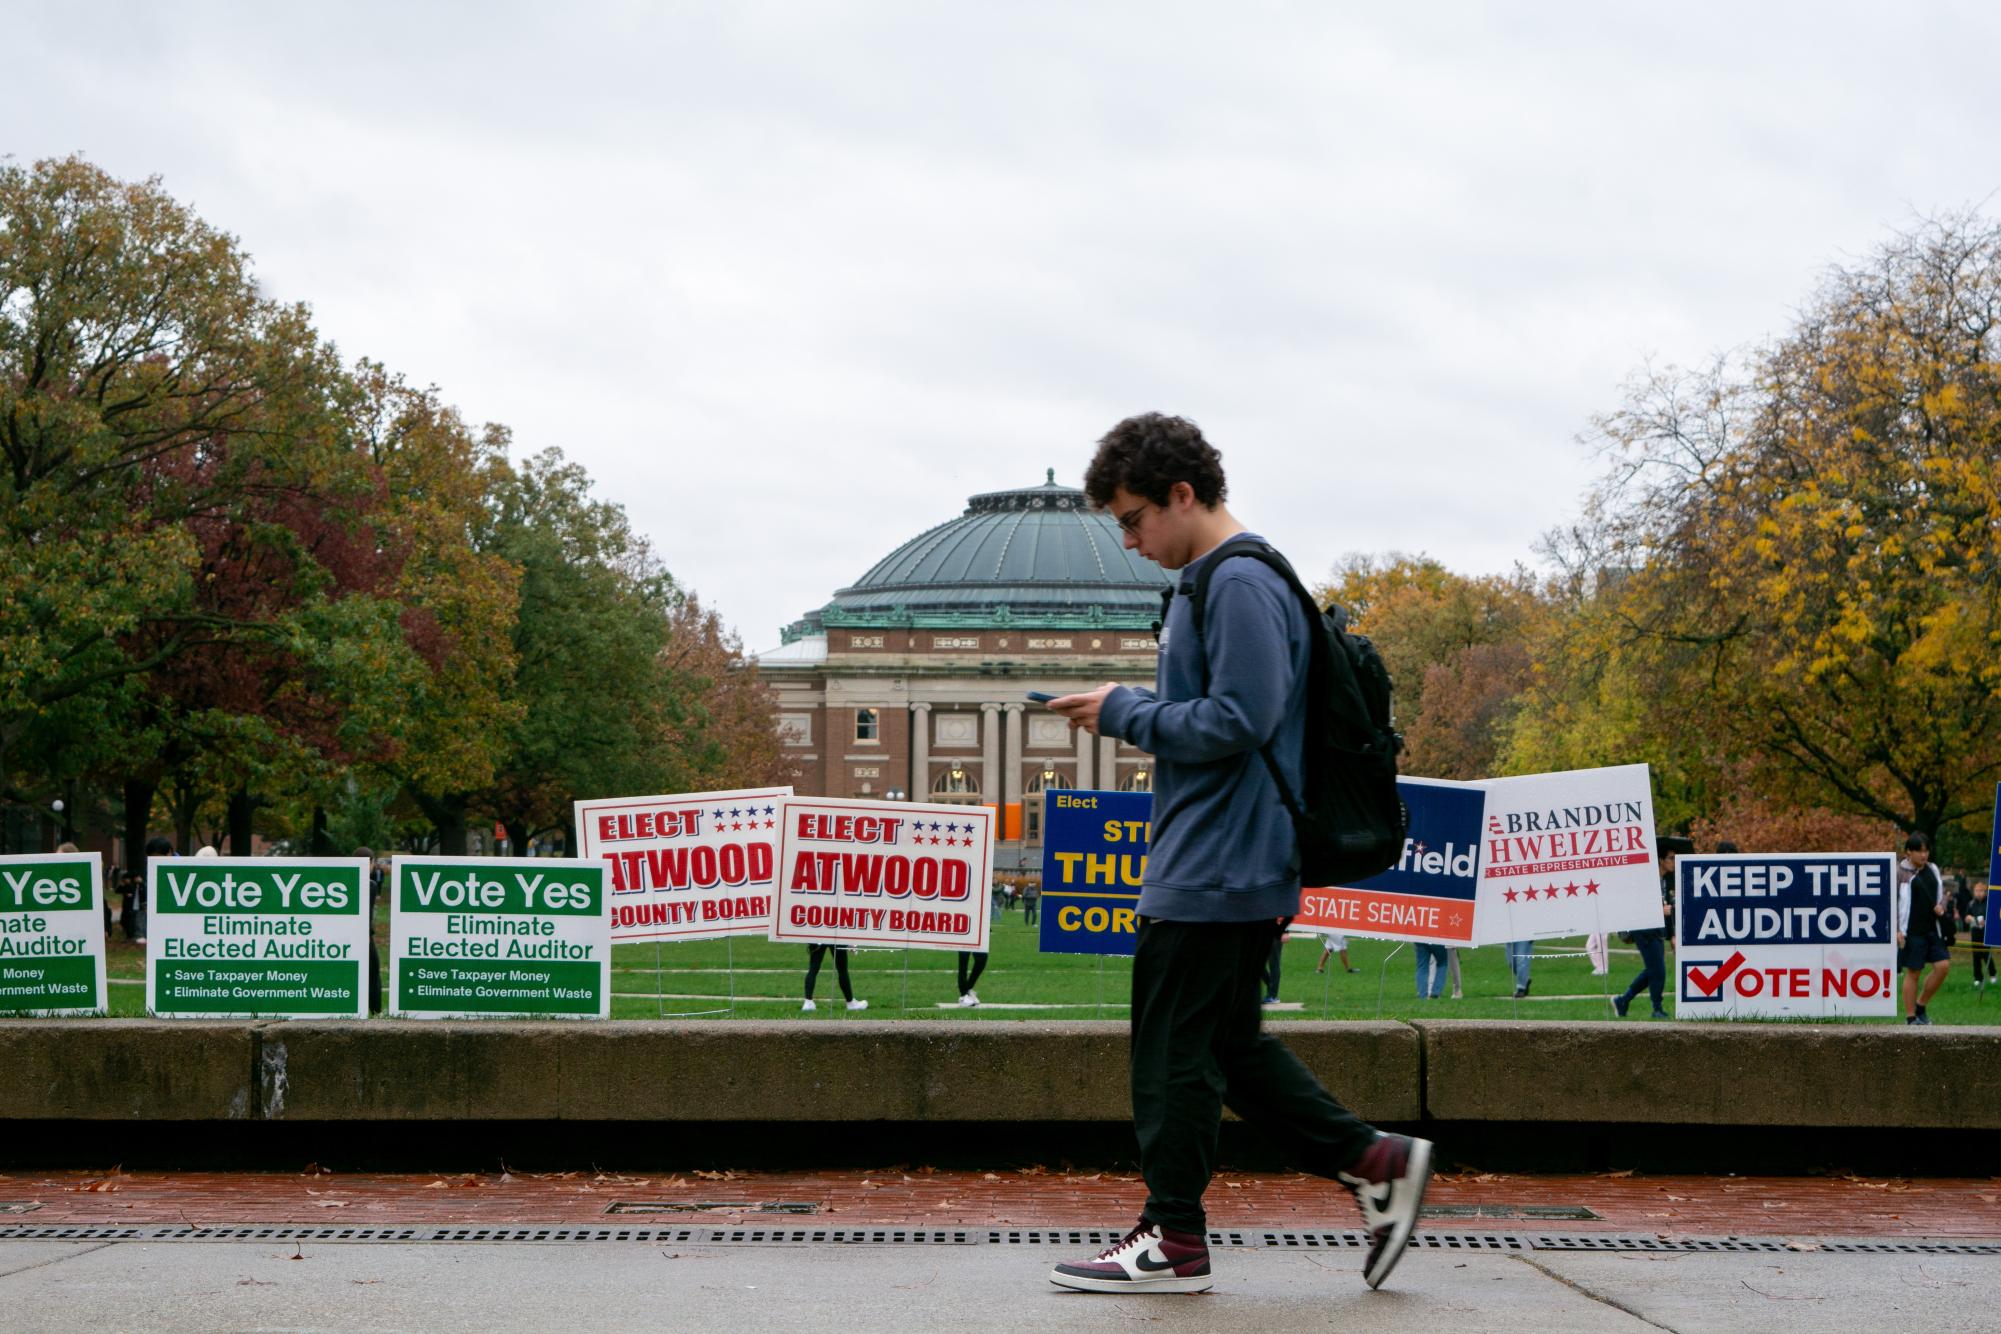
[757,472,1169,874]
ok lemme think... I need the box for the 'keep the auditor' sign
[1675,853,1896,1019]
[1040,789,1149,956]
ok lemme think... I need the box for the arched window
[931,763,981,804]
[1024,767,1070,843]
[1118,766,1152,793]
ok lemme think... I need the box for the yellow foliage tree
[1551,213,2001,841]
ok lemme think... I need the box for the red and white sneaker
[1337,1133,1433,1289]
[1049,1219,1213,1293]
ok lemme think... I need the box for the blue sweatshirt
[1097,534,1309,922]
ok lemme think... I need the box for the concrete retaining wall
[1415,1020,2001,1128]
[3,1019,1995,1129]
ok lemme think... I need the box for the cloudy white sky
[13,3,1999,646]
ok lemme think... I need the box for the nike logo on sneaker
[1365,1183,1394,1211]
[1133,1250,1181,1272]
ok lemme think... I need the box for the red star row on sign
[1501,880,1601,903]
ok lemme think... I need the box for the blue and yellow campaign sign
[1040,789,1150,956]
[1987,782,1999,942]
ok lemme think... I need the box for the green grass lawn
[89,907,2001,1024]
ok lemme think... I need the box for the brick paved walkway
[6,1167,1995,1237]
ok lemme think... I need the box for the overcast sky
[13,3,1999,647]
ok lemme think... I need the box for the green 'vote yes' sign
[0,854,109,1015]
[146,858,369,1018]
[389,857,610,1018]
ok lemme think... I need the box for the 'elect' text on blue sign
[1040,791,1150,957]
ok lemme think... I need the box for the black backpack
[1171,536,1407,886]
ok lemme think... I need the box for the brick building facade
[756,473,1168,870]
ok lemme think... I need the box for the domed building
[758,472,1168,860]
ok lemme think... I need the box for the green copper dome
[799,472,1172,634]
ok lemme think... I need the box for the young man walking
[1045,413,1432,1295]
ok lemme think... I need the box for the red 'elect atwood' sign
[573,787,791,942]
[768,797,994,953]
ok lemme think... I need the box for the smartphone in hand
[1025,691,1057,703]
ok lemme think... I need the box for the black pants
[1023,900,1037,925]
[957,951,987,993]
[1619,930,1666,1012]
[1971,932,1994,983]
[804,944,852,1002]
[1130,918,1377,1232]
[1261,934,1284,1001]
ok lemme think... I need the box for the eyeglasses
[1114,501,1152,535]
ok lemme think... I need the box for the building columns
[1075,723,1094,790]
[980,703,1000,802]
[1099,734,1119,791]
[1003,704,1024,809]
[910,702,931,799]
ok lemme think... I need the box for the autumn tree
[1318,555,1542,780]
[343,365,520,856]
[5,156,791,859]
[478,448,684,851]
[1550,212,2001,842]
[0,154,398,864]
[656,589,798,797]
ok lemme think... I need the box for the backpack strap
[1183,536,1318,824]
[1185,535,1285,683]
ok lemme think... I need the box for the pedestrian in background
[135,834,173,944]
[1965,882,1992,989]
[956,949,987,1007]
[355,847,384,1014]
[802,943,867,1013]
[1897,832,1950,1025]
[1314,933,1358,975]
[1261,930,1287,1005]
[1505,939,1532,998]
[1414,941,1447,999]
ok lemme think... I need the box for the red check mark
[1686,951,1747,997]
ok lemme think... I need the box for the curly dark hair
[1083,413,1228,509]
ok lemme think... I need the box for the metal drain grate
[0,1223,1994,1256]
[1526,1233,2001,1256]
[606,1201,820,1216]
[1424,1205,1599,1221]
[987,1229,1125,1249]
[1256,1230,1526,1252]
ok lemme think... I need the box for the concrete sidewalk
[2,1234,1990,1333]
[7,1169,1996,1331]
